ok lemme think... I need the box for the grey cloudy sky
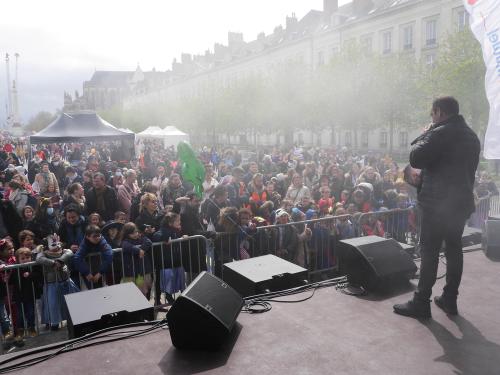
[0,0,350,123]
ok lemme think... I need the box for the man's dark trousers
[415,208,468,301]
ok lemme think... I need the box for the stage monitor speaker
[482,220,500,260]
[167,271,244,350]
[64,282,154,339]
[222,254,308,297]
[462,226,482,247]
[338,236,417,291]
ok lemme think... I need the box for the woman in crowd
[135,193,162,239]
[33,198,59,239]
[34,161,60,196]
[62,182,86,212]
[8,179,31,215]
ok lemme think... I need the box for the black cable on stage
[0,322,168,373]
[0,320,164,367]
[241,276,348,314]
[0,319,168,373]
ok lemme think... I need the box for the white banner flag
[464,0,500,159]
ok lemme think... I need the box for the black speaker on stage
[461,226,482,247]
[338,236,417,291]
[223,254,308,297]
[167,271,244,350]
[64,283,154,339]
[482,220,500,260]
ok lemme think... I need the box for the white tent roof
[137,126,164,137]
[161,126,188,136]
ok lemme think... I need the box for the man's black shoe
[393,299,431,319]
[434,295,458,315]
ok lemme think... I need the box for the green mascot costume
[177,141,205,198]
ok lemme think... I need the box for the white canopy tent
[136,126,190,149]
[160,126,190,148]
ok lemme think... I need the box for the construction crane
[4,52,21,131]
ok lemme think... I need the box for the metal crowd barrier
[212,215,355,280]
[0,235,210,342]
[356,208,418,245]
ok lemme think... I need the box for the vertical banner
[464,0,500,159]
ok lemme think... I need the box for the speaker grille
[184,272,243,330]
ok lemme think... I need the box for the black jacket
[410,114,480,216]
[85,186,118,222]
[0,200,23,247]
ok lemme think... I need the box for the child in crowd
[12,248,43,338]
[74,225,113,289]
[101,221,123,285]
[237,208,256,260]
[334,207,355,240]
[88,212,104,228]
[0,239,15,345]
[113,211,127,224]
[36,234,79,330]
[18,230,36,252]
[120,222,153,297]
[361,212,385,237]
[153,213,186,305]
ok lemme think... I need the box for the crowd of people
[0,134,497,349]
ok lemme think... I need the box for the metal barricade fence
[1,261,41,340]
[356,208,419,246]
[212,215,354,280]
[0,235,210,341]
[490,195,500,216]
[469,195,492,229]
[2,199,494,345]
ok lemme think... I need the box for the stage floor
[5,249,500,375]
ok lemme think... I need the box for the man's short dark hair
[85,225,101,236]
[432,96,459,116]
[213,184,227,198]
[65,204,80,216]
[232,167,245,176]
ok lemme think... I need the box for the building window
[331,46,339,58]
[361,131,369,148]
[457,10,469,32]
[382,30,392,54]
[361,35,373,55]
[345,131,352,147]
[317,51,325,67]
[425,53,436,67]
[402,25,413,50]
[298,133,304,145]
[379,131,388,148]
[425,19,438,47]
[399,131,408,148]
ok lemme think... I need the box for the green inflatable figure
[177,141,205,198]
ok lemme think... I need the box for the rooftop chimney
[323,0,339,16]
[286,13,298,32]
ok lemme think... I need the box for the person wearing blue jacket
[74,225,113,289]
[119,222,153,297]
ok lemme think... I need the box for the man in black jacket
[0,199,23,247]
[394,97,480,318]
[85,172,118,222]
